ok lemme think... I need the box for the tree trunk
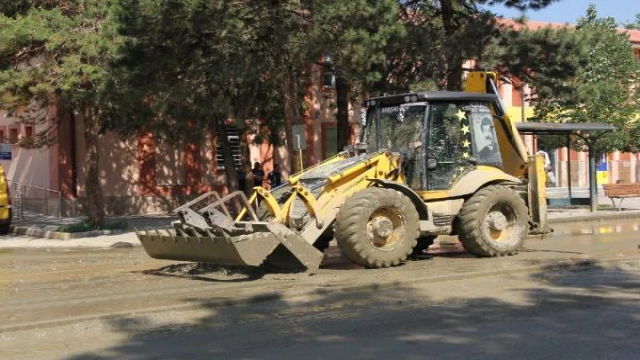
[282,64,301,174]
[336,74,350,151]
[68,109,79,200]
[83,108,105,225]
[439,0,463,90]
[238,125,252,195]
[215,118,240,192]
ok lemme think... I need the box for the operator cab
[362,91,503,191]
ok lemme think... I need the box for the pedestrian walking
[537,149,556,187]
[251,162,265,188]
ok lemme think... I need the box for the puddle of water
[550,218,640,240]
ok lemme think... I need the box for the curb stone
[10,225,128,240]
[548,210,640,224]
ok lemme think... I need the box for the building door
[322,123,338,160]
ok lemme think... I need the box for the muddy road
[1,219,639,359]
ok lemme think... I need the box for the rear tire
[335,187,419,268]
[455,185,528,257]
[0,224,9,235]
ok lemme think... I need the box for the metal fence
[7,181,62,218]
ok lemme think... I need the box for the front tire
[335,187,419,268]
[455,185,528,257]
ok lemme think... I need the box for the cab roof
[364,91,499,107]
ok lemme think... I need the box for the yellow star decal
[462,152,469,159]
[455,109,466,120]
[462,139,471,148]
[459,166,466,173]
[461,125,470,135]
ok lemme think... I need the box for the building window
[0,129,5,143]
[216,126,242,170]
[24,125,34,139]
[9,128,18,144]
[321,123,337,160]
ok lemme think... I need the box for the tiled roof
[498,18,640,45]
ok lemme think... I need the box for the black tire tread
[335,187,419,268]
[456,185,528,257]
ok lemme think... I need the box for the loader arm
[286,150,403,246]
[137,150,403,272]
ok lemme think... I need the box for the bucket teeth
[137,189,324,272]
[137,223,323,272]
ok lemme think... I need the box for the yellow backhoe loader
[137,72,550,272]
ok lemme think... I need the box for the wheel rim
[482,202,520,243]
[366,207,405,250]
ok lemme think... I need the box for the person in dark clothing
[267,164,283,188]
[236,165,246,192]
[251,162,265,188]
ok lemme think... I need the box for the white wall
[0,110,51,188]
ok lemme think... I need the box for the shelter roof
[515,122,616,135]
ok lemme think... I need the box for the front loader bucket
[137,222,324,272]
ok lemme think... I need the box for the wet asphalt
[1,218,639,332]
[2,195,639,358]
[0,223,638,358]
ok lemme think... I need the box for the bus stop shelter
[515,122,616,212]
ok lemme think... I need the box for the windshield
[363,104,426,153]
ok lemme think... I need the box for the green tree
[309,0,404,151]
[485,20,589,100]
[245,0,313,174]
[399,0,564,90]
[532,6,640,154]
[0,1,120,224]
[110,0,313,187]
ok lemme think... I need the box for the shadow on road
[139,262,267,282]
[68,259,640,359]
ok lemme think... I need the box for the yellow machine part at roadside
[0,165,11,228]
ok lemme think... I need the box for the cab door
[425,102,469,190]
[425,101,504,192]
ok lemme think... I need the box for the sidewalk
[3,211,178,248]
[546,194,640,222]
[3,195,640,248]
[11,210,177,237]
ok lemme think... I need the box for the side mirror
[427,158,438,170]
